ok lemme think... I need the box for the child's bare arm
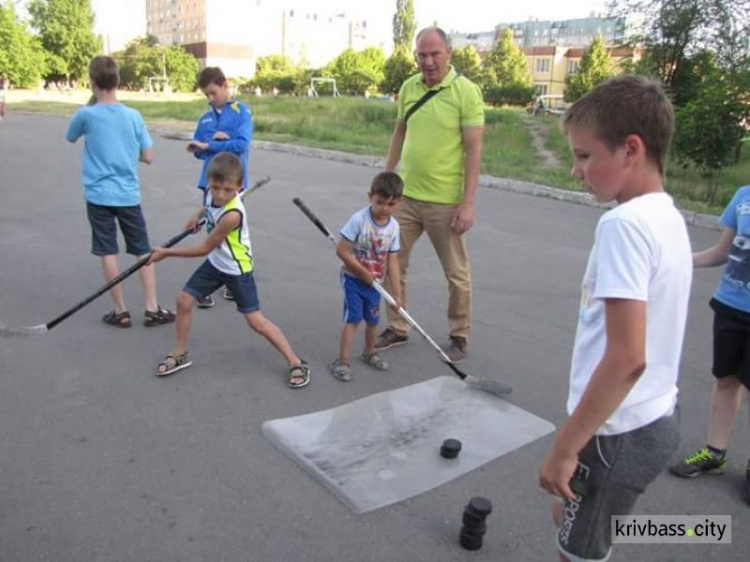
[149,211,241,264]
[694,227,734,268]
[540,298,646,499]
[387,252,402,307]
[336,239,374,285]
[139,148,154,164]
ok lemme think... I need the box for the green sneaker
[669,447,727,478]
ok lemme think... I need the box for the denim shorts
[341,272,380,326]
[556,410,680,562]
[86,202,151,256]
[184,259,260,314]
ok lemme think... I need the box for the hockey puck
[440,438,462,459]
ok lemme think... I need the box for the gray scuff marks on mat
[262,376,554,514]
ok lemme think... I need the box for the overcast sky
[89,0,611,52]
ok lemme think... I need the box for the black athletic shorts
[710,298,750,389]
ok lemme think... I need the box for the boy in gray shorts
[538,75,692,561]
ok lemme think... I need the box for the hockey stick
[0,176,271,338]
[292,197,511,398]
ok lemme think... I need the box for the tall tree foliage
[0,2,46,87]
[564,35,615,102]
[392,0,415,50]
[28,0,101,84]
[381,44,417,94]
[450,45,485,87]
[484,28,530,87]
[113,37,198,92]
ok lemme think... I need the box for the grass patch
[9,91,747,215]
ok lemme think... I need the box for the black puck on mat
[440,438,462,459]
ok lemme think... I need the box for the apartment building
[146,0,371,78]
[449,15,635,98]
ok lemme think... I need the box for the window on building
[567,60,580,74]
[535,84,548,95]
[536,58,550,73]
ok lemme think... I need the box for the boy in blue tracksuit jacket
[188,66,253,193]
[187,66,253,307]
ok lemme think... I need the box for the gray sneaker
[196,295,215,309]
[669,447,727,478]
[445,336,467,363]
[374,328,408,351]
[223,287,235,301]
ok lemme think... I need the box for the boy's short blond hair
[207,152,243,186]
[563,75,674,175]
[89,56,120,91]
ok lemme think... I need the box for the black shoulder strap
[403,73,461,127]
[404,89,440,126]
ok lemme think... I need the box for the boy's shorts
[556,410,680,562]
[710,298,750,389]
[341,272,380,326]
[184,260,260,314]
[87,202,151,256]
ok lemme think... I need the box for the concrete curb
[159,133,723,231]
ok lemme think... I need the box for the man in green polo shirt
[375,26,484,362]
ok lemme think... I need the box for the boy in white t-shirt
[538,75,692,561]
[330,172,403,382]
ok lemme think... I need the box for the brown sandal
[156,351,192,377]
[102,310,131,328]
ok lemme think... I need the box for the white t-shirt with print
[568,192,692,435]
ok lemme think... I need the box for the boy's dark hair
[563,75,674,175]
[207,152,243,186]
[370,171,404,199]
[197,66,227,89]
[89,56,120,91]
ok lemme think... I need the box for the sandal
[144,306,176,327]
[329,359,352,382]
[156,351,192,377]
[102,310,131,328]
[360,351,389,371]
[288,360,311,389]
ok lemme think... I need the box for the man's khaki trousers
[383,196,471,340]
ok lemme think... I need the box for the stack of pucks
[459,496,493,551]
[440,438,462,459]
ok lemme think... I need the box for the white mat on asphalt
[262,376,555,514]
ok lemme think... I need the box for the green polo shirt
[397,66,484,205]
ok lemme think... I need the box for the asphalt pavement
[0,113,746,561]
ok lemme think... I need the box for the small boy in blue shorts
[149,152,311,389]
[66,56,174,328]
[330,172,403,382]
[669,185,750,504]
[187,66,253,308]
[538,76,692,561]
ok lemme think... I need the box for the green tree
[450,45,485,87]
[0,2,46,87]
[28,0,101,84]
[381,44,417,94]
[392,0,415,50]
[564,35,615,102]
[484,28,530,87]
[324,47,386,95]
[673,52,746,203]
[164,45,199,92]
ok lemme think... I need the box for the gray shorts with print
[557,410,680,562]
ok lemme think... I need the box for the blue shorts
[184,260,260,314]
[86,202,151,256]
[341,272,380,326]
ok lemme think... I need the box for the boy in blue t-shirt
[670,185,750,504]
[330,172,403,382]
[187,66,253,308]
[66,56,174,329]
